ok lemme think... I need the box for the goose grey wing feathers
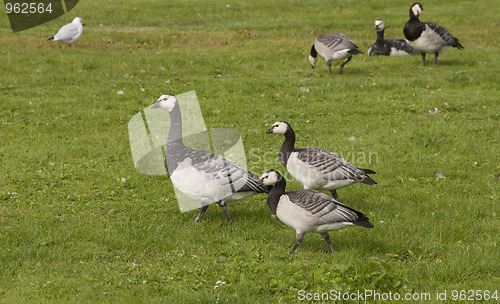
[296,148,366,181]
[424,22,463,48]
[316,33,359,51]
[171,147,267,194]
[286,190,362,224]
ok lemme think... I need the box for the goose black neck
[376,30,385,42]
[266,177,286,214]
[279,127,296,167]
[310,45,317,58]
[167,103,184,146]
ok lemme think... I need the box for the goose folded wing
[187,150,261,193]
[424,22,459,45]
[317,33,357,51]
[297,148,365,180]
[287,190,360,223]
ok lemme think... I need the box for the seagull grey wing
[55,23,79,40]
[424,22,462,47]
[297,148,364,181]
[317,33,358,51]
[287,190,360,224]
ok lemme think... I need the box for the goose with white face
[260,170,281,186]
[151,94,177,112]
[266,121,289,135]
[411,3,423,17]
[374,20,385,32]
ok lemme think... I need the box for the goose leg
[327,61,333,76]
[216,200,232,224]
[421,53,426,66]
[192,204,209,223]
[321,232,336,253]
[330,190,339,201]
[434,52,439,65]
[288,233,305,254]
[339,56,352,75]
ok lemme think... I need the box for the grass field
[1,0,499,302]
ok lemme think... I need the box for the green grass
[1,0,499,302]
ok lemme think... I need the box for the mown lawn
[0,0,498,302]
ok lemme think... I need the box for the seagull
[46,17,84,46]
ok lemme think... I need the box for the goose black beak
[151,102,161,109]
[266,128,273,134]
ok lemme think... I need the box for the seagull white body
[47,17,84,44]
[403,3,463,65]
[151,94,268,223]
[260,170,374,254]
[266,121,376,200]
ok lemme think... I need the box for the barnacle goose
[404,2,463,65]
[151,94,269,223]
[46,17,84,45]
[260,170,373,254]
[368,20,418,56]
[266,121,376,200]
[309,33,363,76]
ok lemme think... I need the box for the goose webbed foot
[321,232,336,253]
[192,204,209,223]
[288,233,305,254]
[339,56,352,75]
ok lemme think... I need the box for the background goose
[404,2,463,65]
[368,20,418,56]
[309,33,363,76]
[46,17,84,45]
[266,121,376,200]
[260,170,374,254]
[152,94,269,223]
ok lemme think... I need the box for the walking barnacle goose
[151,94,268,223]
[266,121,376,200]
[260,170,374,254]
[309,33,363,75]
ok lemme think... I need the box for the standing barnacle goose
[151,94,269,223]
[260,170,374,254]
[404,2,463,65]
[266,121,376,200]
[309,33,363,76]
[368,20,418,56]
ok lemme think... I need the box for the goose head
[374,20,385,32]
[260,170,283,186]
[73,17,85,26]
[266,121,290,135]
[410,3,423,18]
[151,94,178,112]
[308,55,316,69]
